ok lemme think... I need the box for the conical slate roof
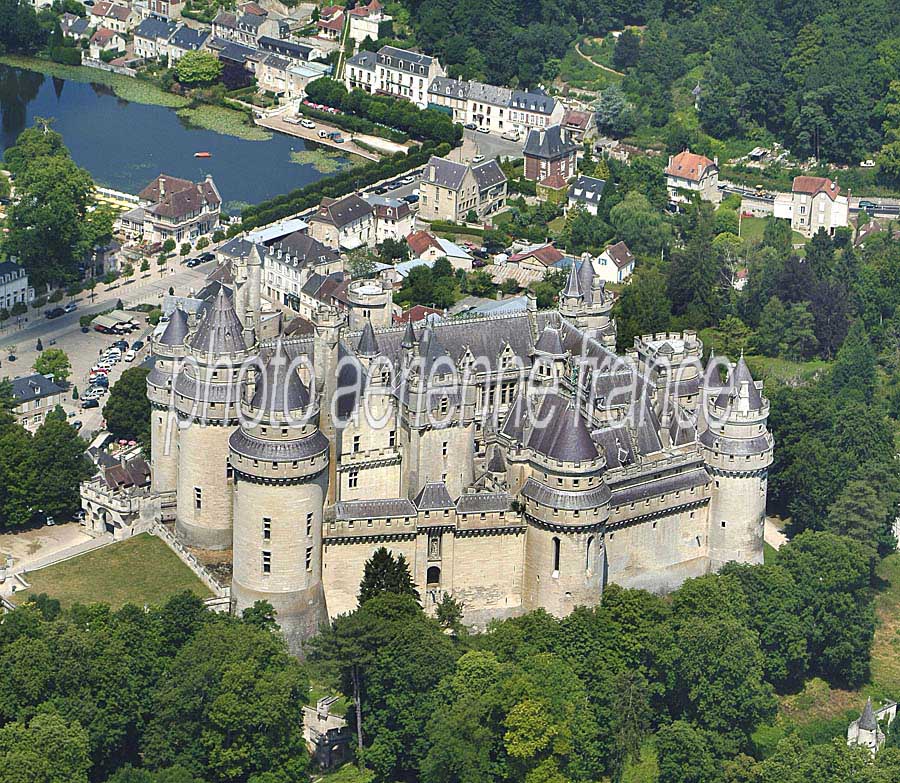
[859,698,878,732]
[562,261,583,300]
[189,289,247,355]
[157,308,189,346]
[714,355,763,409]
[401,320,416,349]
[527,394,599,463]
[487,445,506,473]
[356,320,380,357]
[419,326,451,373]
[576,257,594,297]
[250,350,310,414]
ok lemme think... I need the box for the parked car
[501,130,520,142]
[186,258,201,268]
[464,122,477,130]
[199,252,215,262]
[400,175,416,185]
[90,365,110,375]
[72,421,83,431]
[131,340,144,351]
[90,375,109,387]
[81,398,99,409]
[44,307,65,319]
[402,194,420,204]
[88,385,108,397]
[300,119,316,129]
[859,199,878,214]
[477,126,490,134]
[472,154,485,163]
[113,340,129,350]
[64,302,77,313]
[124,350,136,362]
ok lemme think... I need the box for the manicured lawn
[870,553,900,700]
[739,216,807,246]
[25,532,212,609]
[744,354,830,386]
[763,541,778,564]
[317,764,373,783]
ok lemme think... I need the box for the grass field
[25,533,212,609]
[317,764,373,783]
[738,216,808,246]
[744,354,831,386]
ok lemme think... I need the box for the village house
[405,230,474,270]
[119,174,221,244]
[9,374,64,433]
[348,0,392,45]
[596,241,635,283]
[665,150,720,205]
[258,35,323,63]
[773,175,849,237]
[363,196,414,244]
[166,25,209,64]
[316,5,344,40]
[345,45,445,107]
[418,155,507,223]
[89,2,138,34]
[212,6,284,46]
[133,16,177,60]
[523,125,578,182]
[0,260,32,312]
[308,194,375,250]
[562,108,594,143]
[142,0,184,20]
[567,175,606,215]
[89,27,126,59]
[426,77,565,136]
[59,12,90,41]
[261,232,342,312]
[503,242,565,274]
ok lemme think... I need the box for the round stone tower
[229,348,330,654]
[147,308,189,495]
[699,356,773,569]
[346,278,392,330]
[174,289,254,549]
[520,394,609,615]
[557,256,616,344]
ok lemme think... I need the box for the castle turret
[699,356,773,569]
[630,331,704,413]
[147,308,189,495]
[346,277,392,330]
[312,305,347,503]
[519,393,608,615]
[229,348,329,654]
[174,289,254,549]
[557,256,616,344]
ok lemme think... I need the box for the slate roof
[135,16,176,41]
[859,699,878,732]
[526,394,599,463]
[521,478,611,511]
[414,481,455,510]
[311,194,373,229]
[486,445,506,473]
[268,231,338,266]
[229,427,328,462]
[562,260,582,299]
[714,356,763,410]
[188,289,247,355]
[423,156,468,191]
[169,25,208,50]
[140,174,220,218]
[347,50,376,69]
[468,80,512,106]
[378,45,433,71]
[356,320,380,357]
[0,260,25,282]
[510,89,556,114]
[10,374,63,404]
[249,350,311,414]
[157,308,189,346]
[523,125,577,161]
[259,35,312,60]
[609,467,710,507]
[428,76,470,100]
[472,159,507,190]
[103,456,150,491]
[534,325,565,355]
[569,175,606,205]
[218,236,259,259]
[456,492,510,513]
[335,497,417,520]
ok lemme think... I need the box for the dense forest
[388,0,900,170]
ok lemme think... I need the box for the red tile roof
[665,150,716,181]
[507,243,564,267]
[317,14,344,31]
[406,230,441,257]
[563,109,590,130]
[792,175,840,200]
[395,304,441,324]
[538,174,568,190]
[91,27,118,44]
[602,241,634,269]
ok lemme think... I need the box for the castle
[146,249,773,652]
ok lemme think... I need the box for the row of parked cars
[81,338,144,408]
[44,302,77,319]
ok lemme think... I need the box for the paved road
[462,129,524,161]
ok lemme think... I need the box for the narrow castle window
[306,547,313,571]
[353,435,360,453]
[442,441,448,457]
[586,536,594,574]
[306,513,313,537]
[263,518,271,540]
[262,550,271,574]
[348,470,359,488]
[194,487,202,510]
[552,537,560,576]
[389,430,396,448]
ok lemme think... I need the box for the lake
[0,63,347,212]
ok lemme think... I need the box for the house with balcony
[419,155,507,223]
[348,0,391,45]
[316,5,344,40]
[523,124,578,182]
[348,45,444,107]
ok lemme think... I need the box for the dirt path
[574,40,624,77]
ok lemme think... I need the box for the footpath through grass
[25,532,212,609]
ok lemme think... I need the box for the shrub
[11,302,27,316]
[196,237,209,250]
[32,296,47,309]
[48,289,63,303]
